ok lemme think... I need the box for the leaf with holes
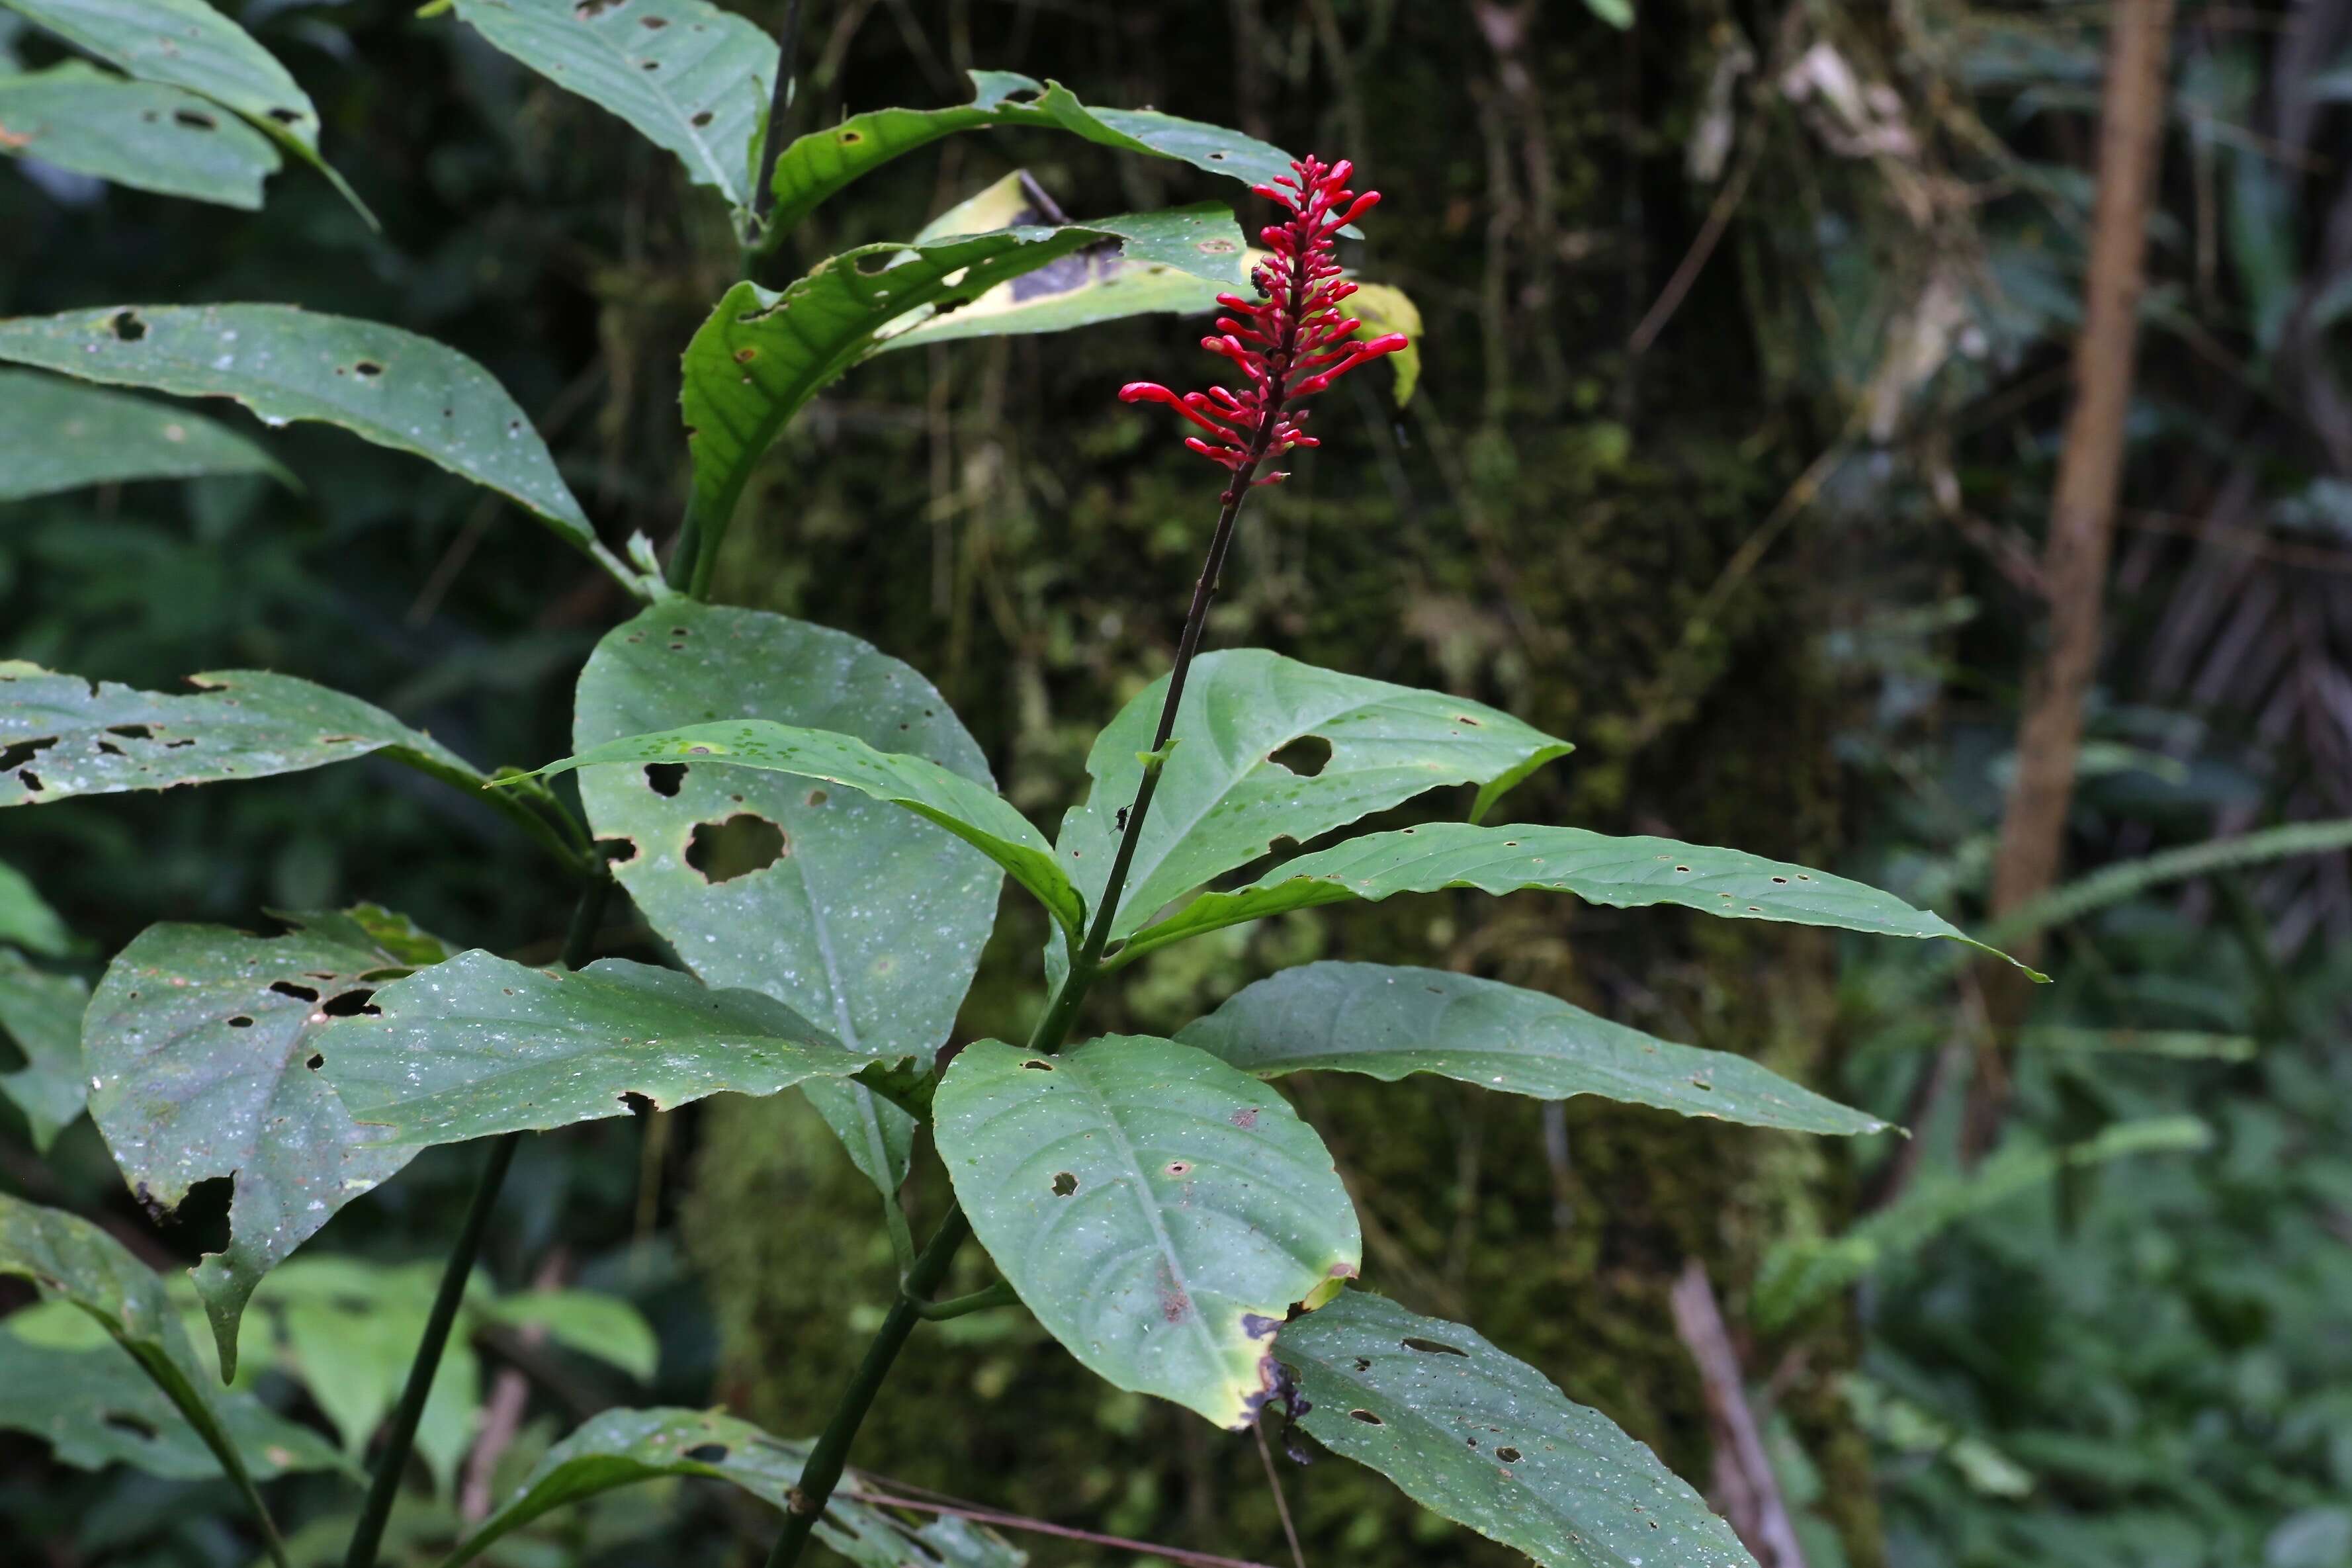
[1053,650,1569,961]
[0,367,290,503]
[1115,821,2036,973]
[0,1325,351,1481]
[0,305,600,555]
[0,1192,286,1508]
[934,1034,1360,1430]
[537,719,1080,944]
[0,949,89,1151]
[449,0,774,206]
[1178,962,1886,1136]
[0,664,474,807]
[0,63,282,208]
[83,915,453,1375]
[684,206,1244,548]
[760,67,1297,243]
[1278,1291,1755,1568]
[0,0,366,216]
[0,858,71,957]
[447,1406,1024,1568]
[570,603,1002,1193]
[320,951,871,1145]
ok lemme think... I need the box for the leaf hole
[107,724,153,740]
[597,836,639,865]
[1401,1336,1467,1357]
[639,58,660,69]
[1352,1358,1371,1372]
[1164,1160,1192,1176]
[1348,1409,1383,1425]
[732,347,758,363]
[171,108,217,130]
[690,110,713,126]
[1020,1059,1054,1072]
[354,361,382,377]
[103,1412,160,1440]
[305,1052,325,1070]
[228,1016,253,1028]
[644,762,687,797]
[269,980,320,1002]
[1496,1446,1521,1463]
[855,253,896,276]
[805,788,828,806]
[1770,875,1788,884]
[639,12,667,22]
[620,1090,656,1113]
[267,107,304,124]
[1051,1172,1078,1196]
[320,989,379,1018]
[686,813,787,883]
[1674,865,1691,873]
[109,310,146,342]
[1267,735,1331,777]
[683,1441,727,1461]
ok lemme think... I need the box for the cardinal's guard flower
[1120,155,1409,498]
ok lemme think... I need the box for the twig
[1628,125,1763,355]
[840,1491,1282,1568]
[1254,1424,1309,1568]
[1668,1261,1809,1568]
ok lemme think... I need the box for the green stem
[907,1278,1018,1321]
[763,1207,971,1568]
[342,868,611,1568]
[172,1362,292,1568]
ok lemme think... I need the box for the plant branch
[906,1278,1018,1321]
[342,867,611,1568]
[748,0,805,232]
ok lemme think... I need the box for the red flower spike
[1118,154,1406,494]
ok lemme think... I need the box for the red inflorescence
[1119,155,1409,494]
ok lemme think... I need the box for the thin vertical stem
[342,869,611,1568]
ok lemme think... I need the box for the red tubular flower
[1119,155,1409,498]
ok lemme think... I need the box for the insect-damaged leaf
[1115,821,2036,974]
[537,719,1080,945]
[570,603,1001,1196]
[934,1035,1360,1430]
[0,368,289,502]
[1053,650,1569,962]
[1277,1291,1756,1568]
[0,0,368,218]
[447,1406,1026,1568]
[683,206,1244,553]
[759,67,1301,243]
[83,914,453,1376]
[1179,962,1888,1137]
[0,949,90,1152]
[0,1327,349,1481]
[0,1192,290,1509]
[0,64,282,209]
[0,663,483,807]
[0,305,599,555]
[318,951,871,1146]
[447,0,774,207]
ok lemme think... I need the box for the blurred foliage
[5,0,2352,1567]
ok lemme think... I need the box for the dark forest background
[5,2,2351,1566]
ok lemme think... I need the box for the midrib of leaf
[1064,1062,1225,1379]
[788,849,863,1051]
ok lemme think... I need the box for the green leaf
[0,367,290,502]
[0,1328,349,1481]
[482,1288,659,1382]
[447,1406,1024,1568]
[683,206,1244,548]
[1179,962,1888,1137]
[0,663,489,810]
[0,62,281,208]
[1277,1290,1755,1568]
[1114,821,2033,973]
[876,171,1229,350]
[0,0,369,219]
[320,951,869,1146]
[0,305,603,558]
[570,605,1000,1193]
[447,0,774,206]
[934,1034,1360,1430]
[1055,650,1571,949]
[83,917,451,1376]
[1753,1117,2212,1330]
[0,948,89,1151]
[1583,0,1633,28]
[537,717,1081,944]
[264,1258,478,1490]
[0,1192,288,1514]
[760,67,1297,243]
[1346,281,1423,406]
[0,857,71,955]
